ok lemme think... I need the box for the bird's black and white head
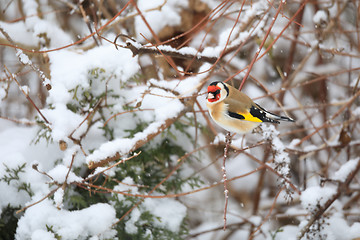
[206,81,229,104]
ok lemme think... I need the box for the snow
[296,211,360,240]
[313,10,328,26]
[48,43,139,105]
[16,200,117,240]
[125,208,141,234]
[297,185,360,239]
[155,98,184,121]
[86,120,166,164]
[125,198,186,234]
[42,104,87,141]
[303,144,318,152]
[31,230,56,240]
[2,0,360,239]
[47,165,83,184]
[21,0,73,48]
[135,0,188,40]
[54,188,64,208]
[333,158,359,182]
[288,138,301,148]
[275,225,299,240]
[0,87,6,100]
[86,68,209,165]
[90,165,116,178]
[143,198,187,232]
[20,85,30,95]
[131,42,219,62]
[43,43,141,141]
[0,21,38,46]
[353,107,360,116]
[116,178,187,235]
[326,216,360,240]
[201,46,221,58]
[16,49,31,64]
[261,125,291,176]
[300,186,337,212]
[0,125,56,211]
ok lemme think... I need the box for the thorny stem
[223,131,232,230]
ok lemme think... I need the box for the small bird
[206,81,294,134]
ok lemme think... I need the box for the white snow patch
[300,186,337,212]
[212,132,226,145]
[16,49,31,64]
[135,0,188,40]
[261,125,290,175]
[22,0,73,48]
[47,165,83,184]
[86,69,209,164]
[274,225,298,240]
[54,188,64,208]
[353,106,360,116]
[0,87,6,100]
[0,21,38,46]
[303,144,318,152]
[313,10,328,26]
[124,198,186,235]
[288,138,301,148]
[113,177,139,204]
[154,99,184,121]
[16,200,117,240]
[31,230,56,240]
[86,120,163,164]
[333,158,359,182]
[125,208,141,234]
[20,85,30,95]
[0,125,61,211]
[48,43,139,104]
[42,104,86,141]
[143,198,187,232]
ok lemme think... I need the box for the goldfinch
[206,81,294,134]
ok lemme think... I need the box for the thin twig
[0,26,52,90]
[125,41,218,64]
[4,66,51,126]
[239,0,283,90]
[16,187,60,214]
[222,131,232,230]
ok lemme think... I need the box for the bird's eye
[213,90,220,95]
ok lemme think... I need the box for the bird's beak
[207,92,215,100]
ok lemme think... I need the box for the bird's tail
[256,104,295,123]
[267,112,295,122]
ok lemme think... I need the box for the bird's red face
[207,84,221,103]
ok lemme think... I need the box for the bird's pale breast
[207,101,260,134]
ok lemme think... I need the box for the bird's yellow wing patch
[228,111,263,123]
[240,112,263,123]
